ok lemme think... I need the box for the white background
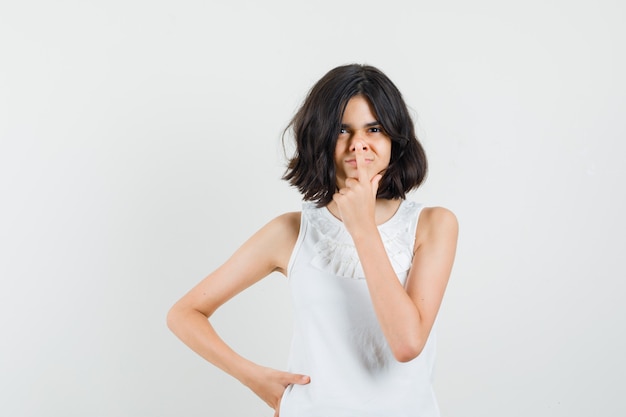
[1,1,625,416]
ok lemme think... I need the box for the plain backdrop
[1,1,625,416]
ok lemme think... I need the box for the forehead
[341,95,379,124]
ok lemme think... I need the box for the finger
[354,142,368,183]
[275,397,282,417]
[332,193,345,214]
[288,374,310,385]
[343,178,358,189]
[371,174,382,197]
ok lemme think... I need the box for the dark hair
[283,64,427,207]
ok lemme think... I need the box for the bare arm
[166,212,309,415]
[333,143,458,362]
[352,206,457,362]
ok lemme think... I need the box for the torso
[278,199,440,417]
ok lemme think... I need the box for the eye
[369,127,382,133]
[339,128,348,134]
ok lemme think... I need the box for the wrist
[349,223,379,243]
[225,357,260,388]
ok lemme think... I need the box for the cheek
[377,139,393,162]
[334,140,348,161]
[333,147,344,171]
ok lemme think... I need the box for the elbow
[392,339,425,363]
[166,304,181,334]
[166,301,211,336]
[166,301,192,335]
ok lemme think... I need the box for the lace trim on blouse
[304,200,418,279]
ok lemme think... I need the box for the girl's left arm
[352,207,458,362]
[334,143,458,362]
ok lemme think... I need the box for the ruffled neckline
[304,200,419,279]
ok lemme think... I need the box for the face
[334,95,392,189]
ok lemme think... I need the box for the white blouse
[280,200,440,417]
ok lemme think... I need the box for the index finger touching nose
[355,142,368,181]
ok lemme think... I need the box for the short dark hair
[283,64,427,207]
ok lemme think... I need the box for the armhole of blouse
[411,203,427,255]
[286,210,306,279]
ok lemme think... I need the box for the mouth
[345,159,373,167]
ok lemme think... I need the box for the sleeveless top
[279,200,440,417]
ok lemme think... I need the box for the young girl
[167,64,458,417]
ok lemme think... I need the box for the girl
[167,64,458,417]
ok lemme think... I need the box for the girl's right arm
[166,212,310,415]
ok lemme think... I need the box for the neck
[326,198,402,225]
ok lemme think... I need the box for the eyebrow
[340,121,382,128]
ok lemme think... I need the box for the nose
[349,132,369,152]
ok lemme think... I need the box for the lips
[345,159,372,167]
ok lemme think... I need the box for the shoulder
[256,211,301,246]
[267,211,301,234]
[266,211,302,233]
[415,206,458,247]
[259,211,301,274]
[239,211,301,259]
[419,206,457,227]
